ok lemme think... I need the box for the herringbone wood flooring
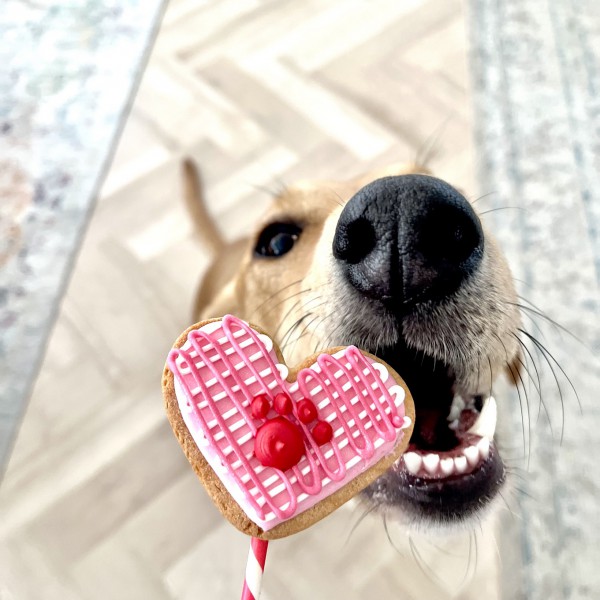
[0,2,499,599]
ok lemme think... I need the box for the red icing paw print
[251,392,331,471]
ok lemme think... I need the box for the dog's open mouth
[361,339,504,521]
[402,393,496,480]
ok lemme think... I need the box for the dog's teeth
[423,454,440,475]
[403,452,422,475]
[440,457,454,476]
[464,445,479,467]
[466,396,497,439]
[454,455,468,474]
[448,419,459,431]
[477,437,490,460]
[447,395,466,421]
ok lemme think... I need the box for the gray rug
[469,0,600,597]
[0,0,166,476]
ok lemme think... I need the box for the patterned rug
[0,0,166,474]
[469,0,600,597]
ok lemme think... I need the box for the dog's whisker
[505,466,529,482]
[274,298,307,341]
[520,312,551,345]
[324,187,346,208]
[261,286,316,320]
[515,362,534,469]
[286,308,330,354]
[511,298,586,347]
[519,352,553,435]
[503,484,527,507]
[408,535,445,587]
[505,357,530,470]
[469,190,498,205]
[478,206,525,216]
[280,312,314,350]
[344,502,381,545]
[309,315,332,354]
[491,328,532,465]
[274,291,324,340]
[505,463,529,473]
[501,447,535,462]
[249,279,304,318]
[319,311,348,349]
[519,328,581,436]
[489,525,503,566]
[473,529,480,581]
[512,334,555,436]
[414,114,454,168]
[382,513,405,556]
[282,302,327,350]
[307,312,329,352]
[246,181,287,198]
[512,334,542,400]
[511,485,538,503]
[487,357,494,410]
[458,531,475,590]
[280,306,326,353]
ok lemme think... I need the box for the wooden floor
[0,1,492,598]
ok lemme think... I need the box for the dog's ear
[183,158,225,255]
[505,351,523,387]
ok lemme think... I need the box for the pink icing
[167,315,411,531]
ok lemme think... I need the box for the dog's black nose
[332,175,483,308]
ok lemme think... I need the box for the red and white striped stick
[241,537,269,600]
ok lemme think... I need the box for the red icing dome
[250,394,270,419]
[312,420,333,445]
[296,398,318,423]
[273,392,293,415]
[254,417,305,471]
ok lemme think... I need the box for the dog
[183,157,522,596]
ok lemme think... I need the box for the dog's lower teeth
[403,452,422,475]
[423,453,440,474]
[464,445,479,466]
[440,457,454,475]
[447,395,466,422]
[477,437,490,460]
[466,396,497,439]
[402,441,493,478]
[454,455,468,473]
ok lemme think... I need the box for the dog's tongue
[412,407,459,450]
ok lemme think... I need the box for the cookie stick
[241,537,268,600]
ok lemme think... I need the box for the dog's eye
[254,222,302,258]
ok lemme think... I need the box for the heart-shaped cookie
[162,315,415,539]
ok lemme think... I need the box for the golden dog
[183,157,522,596]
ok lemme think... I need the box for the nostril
[333,217,376,264]
[416,206,483,265]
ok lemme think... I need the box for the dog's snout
[332,175,483,307]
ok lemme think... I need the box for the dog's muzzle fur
[307,175,520,527]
